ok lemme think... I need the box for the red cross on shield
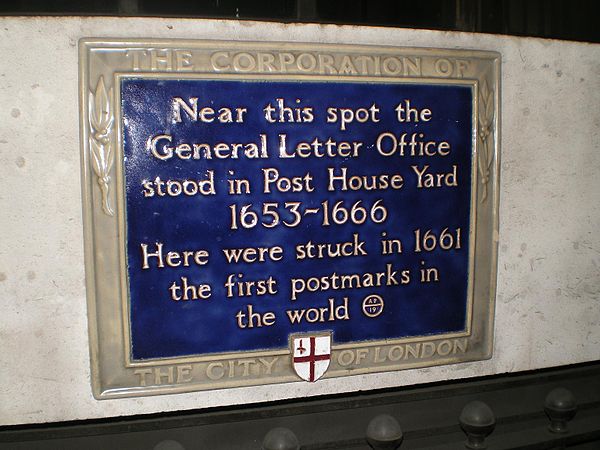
[290,333,332,382]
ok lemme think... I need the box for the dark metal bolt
[153,440,185,450]
[544,387,577,433]
[366,414,404,449]
[459,401,496,449]
[262,427,300,450]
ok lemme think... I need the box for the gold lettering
[134,368,153,386]
[175,50,194,71]
[207,362,225,380]
[177,365,194,383]
[150,49,173,71]
[154,366,174,384]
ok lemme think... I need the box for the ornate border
[88,76,115,216]
[478,78,495,203]
[80,39,500,399]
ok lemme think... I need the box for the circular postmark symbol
[362,294,384,318]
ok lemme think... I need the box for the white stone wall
[0,17,598,426]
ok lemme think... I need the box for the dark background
[2,0,599,43]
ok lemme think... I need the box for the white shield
[291,333,332,382]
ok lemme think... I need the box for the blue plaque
[121,78,473,360]
[80,40,499,398]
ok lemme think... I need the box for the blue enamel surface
[121,78,473,360]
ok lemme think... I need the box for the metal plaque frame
[79,39,500,399]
